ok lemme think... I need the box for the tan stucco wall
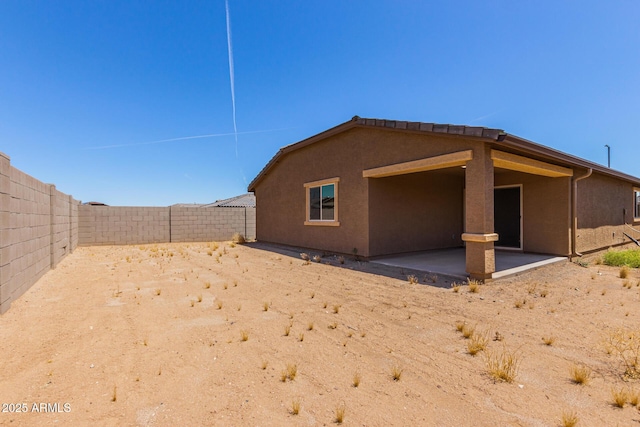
[368,170,464,256]
[494,171,571,256]
[254,127,482,256]
[576,172,636,253]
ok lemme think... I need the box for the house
[248,117,640,280]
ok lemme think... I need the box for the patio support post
[462,145,498,281]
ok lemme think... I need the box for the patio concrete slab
[371,248,566,280]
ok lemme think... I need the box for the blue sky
[1,1,638,205]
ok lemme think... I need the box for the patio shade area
[371,248,567,280]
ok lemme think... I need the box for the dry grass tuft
[240,330,249,341]
[461,323,476,339]
[486,347,520,383]
[111,385,117,402]
[263,302,270,311]
[216,301,223,310]
[204,281,211,289]
[328,322,338,330]
[284,324,291,336]
[286,363,297,380]
[467,279,480,293]
[561,410,578,427]
[467,331,488,356]
[611,387,628,408]
[451,283,461,293]
[570,364,591,385]
[307,322,314,331]
[455,320,466,332]
[335,403,346,424]
[620,266,629,279]
[261,360,268,370]
[332,304,341,314]
[407,275,418,285]
[391,365,403,381]
[542,336,556,346]
[290,398,301,415]
[526,282,537,295]
[352,371,361,388]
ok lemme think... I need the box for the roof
[202,193,256,208]
[248,116,640,191]
[171,203,206,207]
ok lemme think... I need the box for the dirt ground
[1,242,640,426]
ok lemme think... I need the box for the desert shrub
[606,328,640,378]
[603,249,640,268]
[231,233,245,244]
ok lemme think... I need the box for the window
[635,188,640,221]
[304,178,339,226]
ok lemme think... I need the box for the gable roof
[248,116,640,191]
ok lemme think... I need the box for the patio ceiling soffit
[491,150,573,178]
[362,150,473,178]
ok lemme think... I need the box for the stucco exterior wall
[254,127,482,256]
[576,172,636,253]
[368,170,464,256]
[495,170,571,256]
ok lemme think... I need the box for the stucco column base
[464,239,496,282]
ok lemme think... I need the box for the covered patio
[371,248,567,280]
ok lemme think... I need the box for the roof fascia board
[363,150,473,178]
[498,135,640,185]
[491,150,573,178]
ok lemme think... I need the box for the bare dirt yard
[1,242,640,426]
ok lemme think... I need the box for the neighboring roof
[171,203,206,208]
[202,193,256,208]
[248,116,640,191]
[83,201,108,206]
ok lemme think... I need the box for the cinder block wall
[78,206,170,245]
[0,152,79,314]
[171,207,255,242]
[78,206,255,245]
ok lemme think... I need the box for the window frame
[304,177,340,226]
[634,187,640,222]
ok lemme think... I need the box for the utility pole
[605,144,610,168]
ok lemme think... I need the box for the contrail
[225,0,238,158]
[84,128,292,150]
[468,110,502,124]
